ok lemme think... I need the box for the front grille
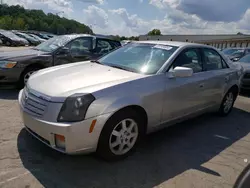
[243,73,250,79]
[21,88,48,117]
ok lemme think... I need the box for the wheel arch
[228,84,239,98]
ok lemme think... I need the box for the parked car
[222,48,250,62]
[18,41,242,161]
[0,30,29,46]
[27,33,47,43]
[12,31,40,46]
[237,54,250,90]
[121,40,131,46]
[0,34,121,88]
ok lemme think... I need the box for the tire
[218,89,237,116]
[17,67,41,89]
[97,109,145,161]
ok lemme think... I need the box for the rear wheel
[97,109,144,161]
[218,89,237,116]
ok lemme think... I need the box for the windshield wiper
[90,60,103,65]
[108,64,137,73]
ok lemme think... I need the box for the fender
[85,95,144,119]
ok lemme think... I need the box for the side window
[203,48,227,71]
[96,39,113,54]
[66,37,92,56]
[170,48,202,73]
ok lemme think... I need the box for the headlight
[0,61,17,68]
[57,93,95,122]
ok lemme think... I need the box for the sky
[5,0,250,37]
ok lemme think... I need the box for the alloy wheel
[223,92,234,114]
[23,71,35,85]
[109,118,138,155]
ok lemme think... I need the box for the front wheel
[218,90,237,116]
[17,67,40,89]
[97,110,144,161]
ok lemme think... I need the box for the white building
[139,34,250,49]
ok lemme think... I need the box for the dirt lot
[0,46,31,52]
[0,89,250,188]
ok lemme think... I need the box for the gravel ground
[0,46,31,52]
[0,89,250,188]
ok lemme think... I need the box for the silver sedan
[18,41,243,160]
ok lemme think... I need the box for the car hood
[238,62,250,71]
[0,48,49,60]
[27,61,145,100]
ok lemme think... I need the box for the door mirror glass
[170,66,193,78]
[57,47,70,55]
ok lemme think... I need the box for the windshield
[0,30,20,40]
[239,54,250,63]
[19,33,36,41]
[98,43,178,74]
[34,35,73,52]
[222,48,242,55]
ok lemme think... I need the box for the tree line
[0,4,93,35]
[0,4,162,40]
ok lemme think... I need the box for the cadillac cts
[18,41,243,160]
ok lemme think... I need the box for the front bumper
[18,89,112,154]
[0,67,23,83]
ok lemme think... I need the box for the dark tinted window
[170,48,202,73]
[203,48,227,71]
[66,37,92,56]
[95,39,113,54]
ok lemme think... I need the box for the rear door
[54,37,93,66]
[91,39,118,59]
[200,47,232,106]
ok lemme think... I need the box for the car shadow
[17,107,250,188]
[0,88,19,100]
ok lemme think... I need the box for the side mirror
[169,66,193,78]
[57,47,70,55]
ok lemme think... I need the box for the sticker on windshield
[49,44,58,49]
[153,44,173,50]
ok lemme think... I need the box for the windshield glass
[34,35,73,52]
[239,54,250,63]
[231,50,244,57]
[0,30,20,39]
[98,43,178,74]
[222,48,242,55]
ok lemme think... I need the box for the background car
[13,31,40,46]
[0,34,121,88]
[27,33,47,43]
[18,41,242,161]
[222,47,250,62]
[0,29,29,46]
[237,54,250,91]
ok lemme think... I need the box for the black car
[0,30,29,46]
[0,34,121,88]
[222,48,250,62]
[13,31,40,46]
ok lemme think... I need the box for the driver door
[161,48,207,123]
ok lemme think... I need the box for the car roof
[63,34,120,42]
[133,40,209,48]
